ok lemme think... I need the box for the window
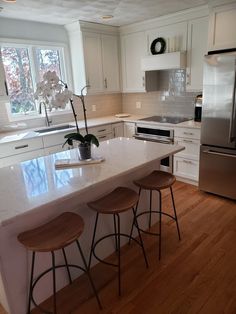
[1,43,66,118]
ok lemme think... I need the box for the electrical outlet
[136,101,142,109]
[92,105,96,112]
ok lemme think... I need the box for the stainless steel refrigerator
[199,52,236,200]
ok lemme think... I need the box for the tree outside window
[1,44,65,117]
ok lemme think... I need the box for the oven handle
[202,149,236,158]
[134,134,173,144]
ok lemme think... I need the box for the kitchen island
[0,138,184,314]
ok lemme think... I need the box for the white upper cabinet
[101,35,120,92]
[146,22,188,54]
[83,32,120,94]
[208,3,236,51]
[121,31,146,93]
[186,16,208,91]
[83,32,104,93]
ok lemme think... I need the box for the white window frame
[0,37,73,122]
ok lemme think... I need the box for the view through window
[1,45,65,117]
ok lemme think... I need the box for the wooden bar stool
[87,187,149,296]
[18,212,102,314]
[129,170,181,260]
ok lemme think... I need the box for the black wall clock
[150,37,166,55]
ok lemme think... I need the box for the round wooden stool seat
[18,212,84,252]
[87,187,139,214]
[134,170,176,191]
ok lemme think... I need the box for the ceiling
[0,0,232,26]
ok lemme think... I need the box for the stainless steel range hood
[141,51,186,92]
[141,52,186,71]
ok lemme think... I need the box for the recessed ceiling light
[102,15,113,20]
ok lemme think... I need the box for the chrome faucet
[39,102,52,127]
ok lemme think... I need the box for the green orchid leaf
[64,132,85,143]
[84,134,99,147]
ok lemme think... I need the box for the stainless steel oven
[134,123,174,173]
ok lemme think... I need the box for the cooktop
[139,116,191,124]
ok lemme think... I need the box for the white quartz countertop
[0,115,201,145]
[0,138,184,227]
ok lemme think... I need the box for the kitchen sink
[35,124,75,134]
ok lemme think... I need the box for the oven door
[134,135,173,173]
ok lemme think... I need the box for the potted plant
[35,71,99,160]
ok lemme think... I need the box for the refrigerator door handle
[229,62,236,143]
[202,149,236,159]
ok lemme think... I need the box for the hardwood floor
[2,181,236,314]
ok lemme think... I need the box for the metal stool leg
[170,186,181,240]
[62,248,72,284]
[113,214,118,251]
[149,190,152,228]
[158,190,162,260]
[27,251,36,314]
[89,212,99,268]
[129,187,142,244]
[116,213,121,296]
[76,240,102,309]
[132,207,149,268]
[51,251,57,314]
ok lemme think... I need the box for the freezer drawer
[199,145,236,199]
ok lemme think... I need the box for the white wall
[0,17,69,44]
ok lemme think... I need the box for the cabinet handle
[183,139,193,143]
[182,159,193,164]
[98,135,106,139]
[104,78,107,89]
[142,76,145,87]
[15,144,29,150]
[4,81,8,96]
[183,132,193,136]
[97,129,106,132]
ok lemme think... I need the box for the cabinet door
[174,156,199,181]
[124,122,135,138]
[186,17,208,91]
[83,33,104,93]
[112,122,124,137]
[102,35,120,92]
[208,3,236,51]
[121,32,146,93]
[0,52,8,97]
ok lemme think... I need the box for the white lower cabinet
[174,157,199,181]
[112,122,124,138]
[174,127,200,183]
[124,122,135,138]
[0,149,45,167]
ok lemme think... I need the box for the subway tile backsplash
[122,70,200,118]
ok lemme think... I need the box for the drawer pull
[182,159,193,164]
[183,132,194,135]
[183,139,193,143]
[98,136,107,139]
[97,129,106,133]
[15,144,29,150]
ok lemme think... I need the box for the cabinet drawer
[0,148,45,168]
[175,137,200,160]
[174,156,199,181]
[42,131,73,148]
[0,137,44,158]
[96,133,113,142]
[175,127,200,140]
[89,124,112,136]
